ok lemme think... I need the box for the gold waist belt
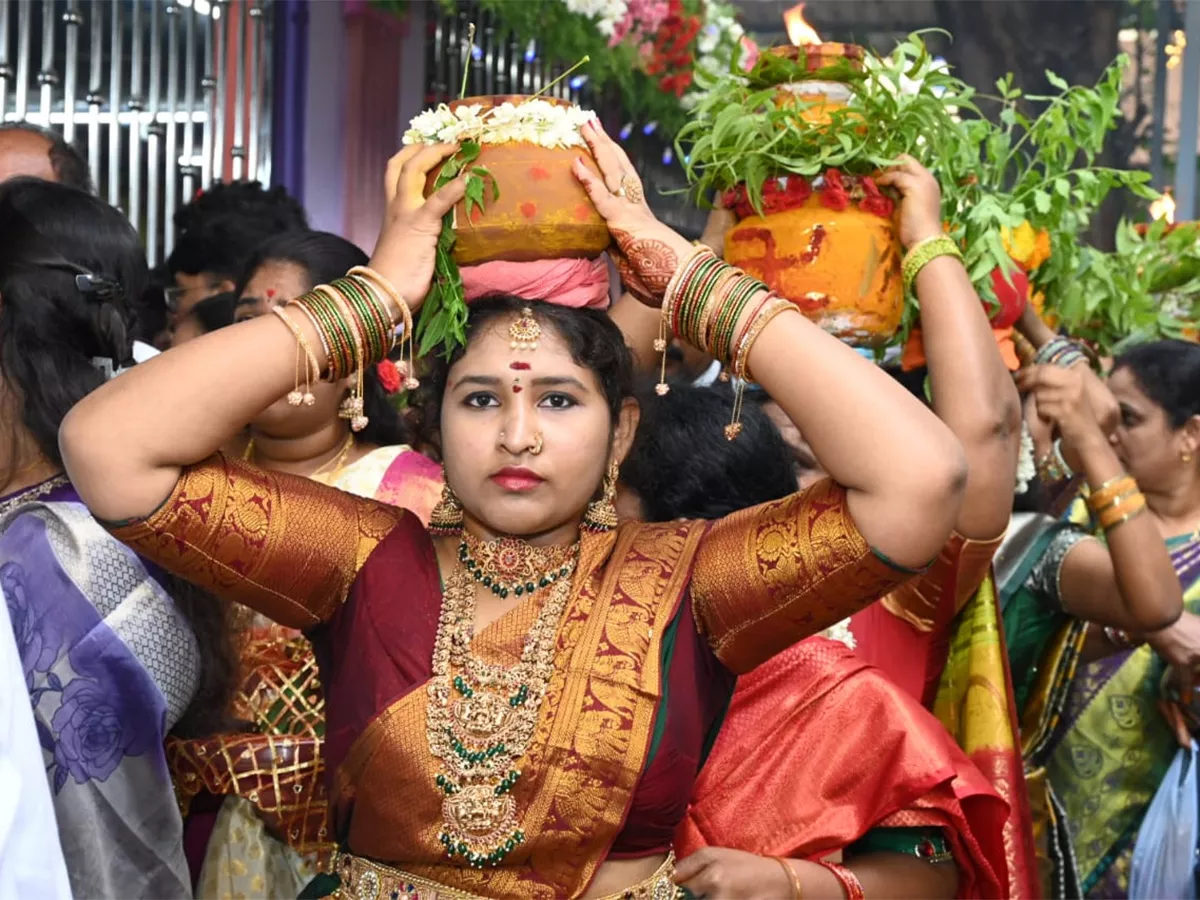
[332,850,682,900]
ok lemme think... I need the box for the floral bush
[436,0,753,138]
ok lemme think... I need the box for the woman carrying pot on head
[997,339,1197,898]
[0,177,236,899]
[60,123,967,898]
[619,382,1010,899]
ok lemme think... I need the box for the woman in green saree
[999,339,1200,897]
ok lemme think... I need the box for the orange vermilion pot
[725,193,903,347]
[727,44,902,346]
[423,96,611,266]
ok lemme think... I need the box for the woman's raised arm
[573,121,966,572]
[61,144,465,524]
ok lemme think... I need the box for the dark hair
[238,230,411,447]
[622,382,797,521]
[1113,339,1200,430]
[0,177,235,738]
[0,178,142,468]
[0,123,93,192]
[165,181,308,282]
[234,230,367,298]
[418,296,635,448]
[190,291,237,334]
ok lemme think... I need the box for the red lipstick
[490,466,545,492]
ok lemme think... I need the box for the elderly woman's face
[439,314,636,541]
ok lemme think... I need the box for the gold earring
[429,469,465,536]
[1184,451,1195,463]
[582,460,620,533]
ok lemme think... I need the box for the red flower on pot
[821,170,849,211]
[988,265,1029,328]
[858,177,895,218]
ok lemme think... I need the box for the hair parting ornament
[509,307,541,352]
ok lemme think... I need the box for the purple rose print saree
[0,479,200,899]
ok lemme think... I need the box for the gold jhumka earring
[582,461,620,533]
[429,470,465,536]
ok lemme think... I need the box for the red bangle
[819,861,865,900]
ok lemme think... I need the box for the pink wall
[301,0,426,251]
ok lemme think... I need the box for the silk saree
[171,445,443,898]
[997,501,1200,898]
[676,635,1011,897]
[0,480,200,899]
[111,453,913,898]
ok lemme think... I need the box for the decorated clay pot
[724,173,903,347]
[767,44,861,126]
[423,96,611,266]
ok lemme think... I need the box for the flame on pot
[784,3,822,46]
[1150,190,1176,224]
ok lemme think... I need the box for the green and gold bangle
[294,290,349,380]
[680,259,728,351]
[902,234,963,293]
[308,287,358,379]
[335,277,390,366]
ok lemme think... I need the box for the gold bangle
[732,296,795,382]
[902,234,962,293]
[347,265,405,323]
[271,306,319,407]
[774,857,803,900]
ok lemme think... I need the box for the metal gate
[425,1,590,108]
[0,0,274,265]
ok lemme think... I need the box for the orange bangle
[1088,474,1138,511]
[1098,492,1147,530]
[774,857,803,899]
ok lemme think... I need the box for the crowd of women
[0,113,1198,900]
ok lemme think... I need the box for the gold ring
[617,174,644,204]
[530,433,544,456]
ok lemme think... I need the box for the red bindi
[509,361,531,370]
[512,385,523,393]
[266,288,276,299]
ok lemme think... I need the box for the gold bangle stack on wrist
[658,247,799,440]
[902,234,963,293]
[274,267,413,433]
[1087,474,1147,531]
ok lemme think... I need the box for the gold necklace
[0,473,70,519]
[458,532,579,600]
[426,556,575,869]
[243,433,357,482]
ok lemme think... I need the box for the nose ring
[530,432,544,456]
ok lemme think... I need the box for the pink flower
[738,36,760,72]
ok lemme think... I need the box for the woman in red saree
[60,126,968,898]
[619,383,1010,898]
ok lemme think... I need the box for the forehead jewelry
[509,307,541,352]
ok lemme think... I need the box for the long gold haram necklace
[426,542,578,869]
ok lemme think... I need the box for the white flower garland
[1015,421,1036,495]
[821,618,856,650]
[403,99,598,150]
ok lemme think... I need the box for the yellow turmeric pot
[724,194,904,347]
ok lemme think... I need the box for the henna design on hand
[612,229,680,300]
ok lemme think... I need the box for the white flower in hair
[1015,421,1036,495]
[821,618,856,649]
